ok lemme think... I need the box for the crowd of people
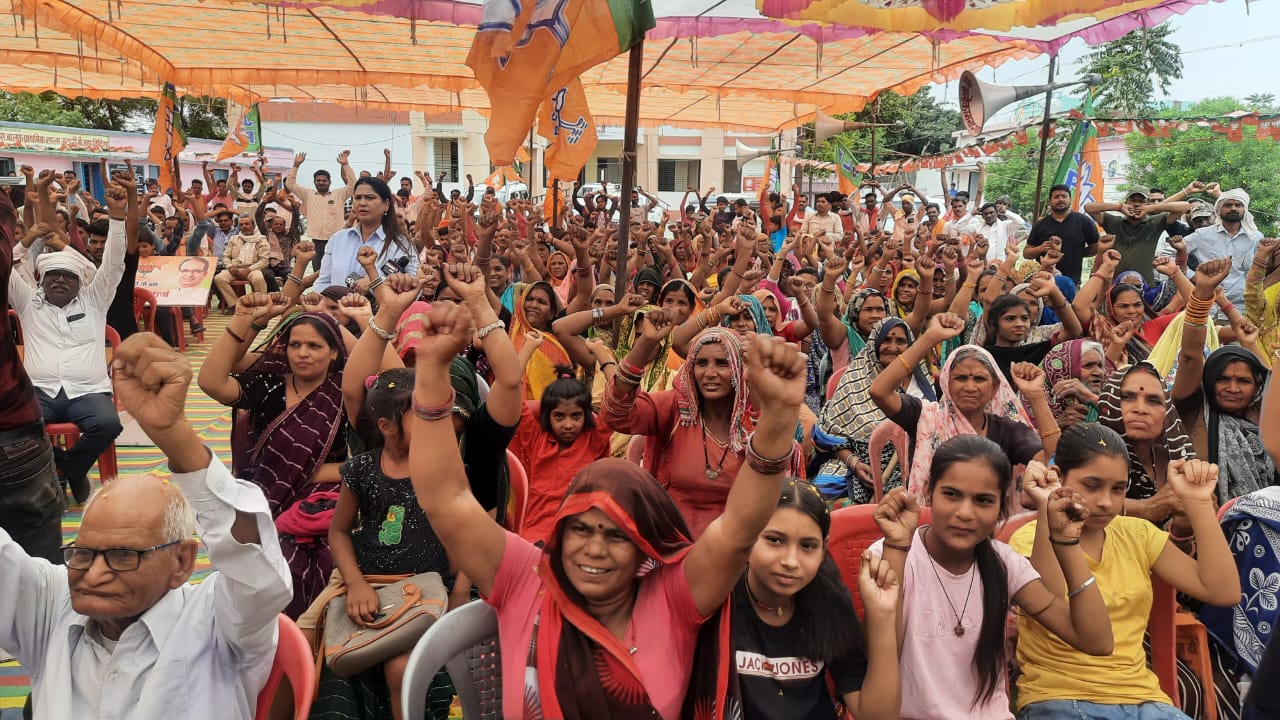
[0,149,1278,720]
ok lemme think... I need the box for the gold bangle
[898,355,914,373]
[1039,428,1061,440]
[819,284,838,295]
[962,282,977,289]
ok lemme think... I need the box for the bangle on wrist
[412,388,456,422]
[745,433,792,475]
[250,321,268,332]
[883,541,912,553]
[225,327,247,344]
[476,320,505,339]
[366,316,396,341]
[898,355,914,374]
[1049,536,1081,546]
[1067,575,1096,598]
[1039,427,1061,440]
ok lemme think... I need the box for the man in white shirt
[10,190,127,503]
[0,332,293,720]
[958,202,1018,262]
[285,151,356,272]
[798,193,843,240]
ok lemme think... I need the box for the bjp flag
[467,0,654,167]
[538,78,598,181]
[216,103,262,161]
[833,143,860,198]
[1071,130,1104,212]
[147,83,187,193]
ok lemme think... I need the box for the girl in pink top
[404,300,811,720]
[871,435,1114,720]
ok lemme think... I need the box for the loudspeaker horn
[813,111,907,144]
[958,71,1103,135]
[735,140,775,170]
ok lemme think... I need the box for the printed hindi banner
[136,255,214,307]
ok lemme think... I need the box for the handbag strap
[311,573,423,686]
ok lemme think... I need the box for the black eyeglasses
[61,541,183,572]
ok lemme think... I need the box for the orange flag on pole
[466,0,654,167]
[147,83,187,193]
[1071,130,1104,212]
[538,78,599,181]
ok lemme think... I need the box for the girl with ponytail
[871,435,1113,719]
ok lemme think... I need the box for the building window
[722,159,742,193]
[657,159,700,193]
[0,158,14,178]
[597,157,622,184]
[433,138,460,181]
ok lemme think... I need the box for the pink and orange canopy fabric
[200,0,1228,51]
[1,0,1041,132]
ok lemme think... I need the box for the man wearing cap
[10,186,128,504]
[1184,188,1260,311]
[1025,183,1100,285]
[285,151,355,272]
[1085,186,1190,284]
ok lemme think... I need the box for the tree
[1245,93,1278,113]
[1077,22,1183,115]
[0,92,95,128]
[979,126,1071,216]
[0,91,229,139]
[1127,97,1280,235]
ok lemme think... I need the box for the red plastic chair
[133,287,159,333]
[45,325,124,484]
[503,450,529,535]
[828,504,931,618]
[995,511,1037,544]
[867,419,911,503]
[254,615,316,720]
[1149,577,1180,707]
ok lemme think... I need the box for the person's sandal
[190,323,205,335]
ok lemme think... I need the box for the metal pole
[1032,55,1058,217]
[614,40,644,306]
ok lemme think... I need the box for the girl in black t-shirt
[731,479,902,720]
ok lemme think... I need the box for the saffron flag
[216,104,262,161]
[833,143,860,197]
[467,0,655,167]
[1068,129,1105,212]
[538,78,599,182]
[484,166,523,190]
[147,83,187,193]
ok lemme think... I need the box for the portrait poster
[136,255,213,307]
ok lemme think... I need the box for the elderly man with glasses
[0,333,293,720]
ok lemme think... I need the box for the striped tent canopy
[4,0,1039,132]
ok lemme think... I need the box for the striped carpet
[2,315,235,713]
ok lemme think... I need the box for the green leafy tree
[1127,97,1280,235]
[1077,22,1183,115]
[0,92,95,128]
[977,121,1073,216]
[0,91,229,139]
[1245,93,1278,113]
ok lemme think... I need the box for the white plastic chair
[402,600,501,720]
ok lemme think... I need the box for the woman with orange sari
[511,281,572,399]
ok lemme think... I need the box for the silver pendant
[705,469,721,481]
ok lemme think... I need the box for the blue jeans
[1019,700,1191,720]
[37,389,122,502]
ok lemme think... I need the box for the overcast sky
[930,0,1279,109]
